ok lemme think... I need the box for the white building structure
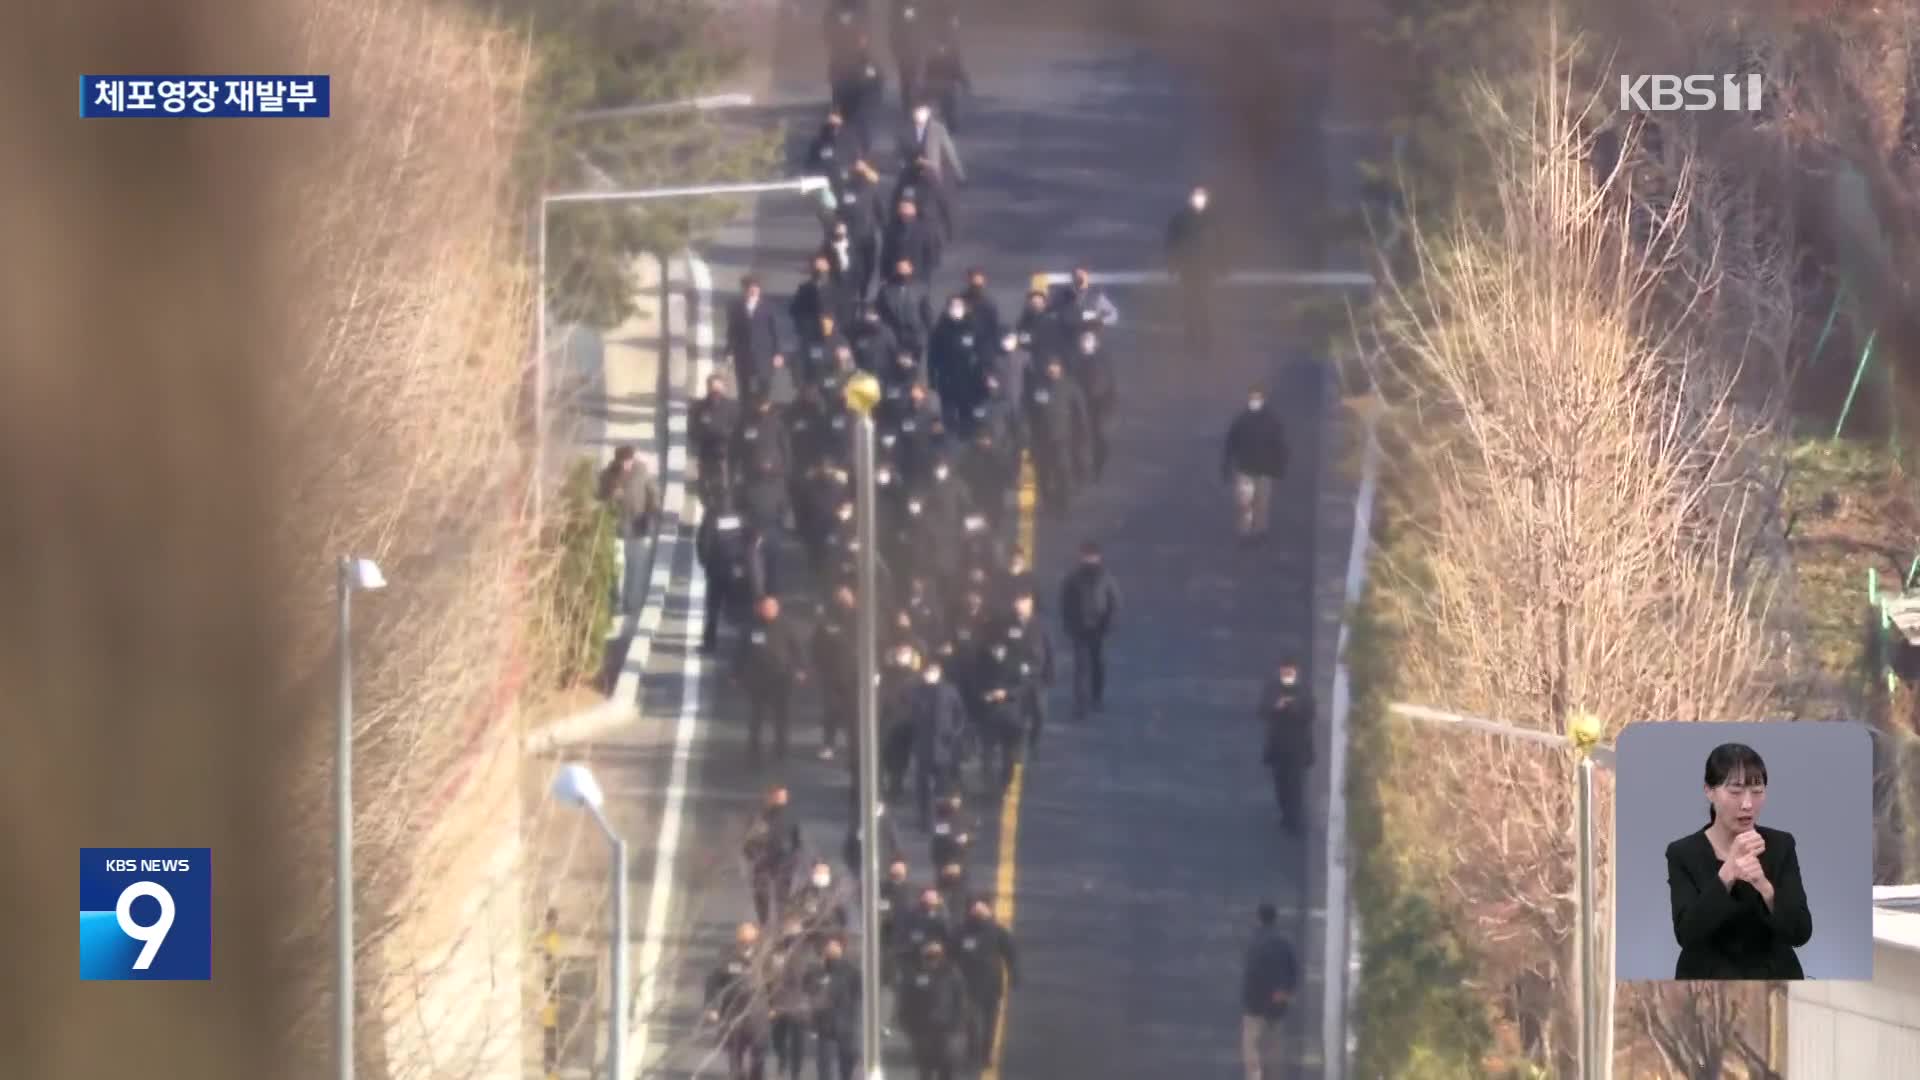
[1787,885,1920,1077]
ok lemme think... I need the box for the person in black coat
[735,395,794,539]
[825,19,884,151]
[1067,327,1118,479]
[891,155,954,246]
[727,275,785,397]
[1240,903,1298,1077]
[1024,358,1092,514]
[804,108,861,195]
[881,199,942,286]
[1221,387,1288,543]
[927,294,982,426]
[805,935,862,1080]
[697,508,765,653]
[790,253,849,350]
[875,259,934,361]
[899,940,970,1080]
[953,896,1018,1067]
[692,374,742,509]
[1666,742,1813,979]
[959,266,1002,347]
[706,921,774,1079]
[735,596,809,762]
[908,657,969,827]
[821,217,875,311]
[1259,660,1314,833]
[1166,184,1222,361]
[1058,541,1120,718]
[921,19,973,134]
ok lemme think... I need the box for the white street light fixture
[550,762,630,1080]
[335,555,387,1080]
[1386,702,1615,1080]
[568,92,756,123]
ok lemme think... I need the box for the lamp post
[551,763,630,1080]
[1385,702,1614,1080]
[335,555,386,1080]
[842,369,885,1079]
[531,174,831,522]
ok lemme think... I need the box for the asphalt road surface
[598,3,1354,1077]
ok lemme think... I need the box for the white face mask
[934,466,949,480]
[1000,334,1016,351]
[1191,194,1207,211]
[948,306,965,320]
[812,872,831,888]
[1249,397,1265,411]
[923,669,942,683]
[1080,341,1096,354]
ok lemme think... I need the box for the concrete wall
[375,713,524,1080]
[1789,913,1920,1077]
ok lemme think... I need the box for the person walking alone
[1057,541,1120,718]
[1240,902,1298,1080]
[1221,387,1288,544]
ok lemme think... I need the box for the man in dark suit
[891,154,954,246]
[804,108,861,196]
[881,199,942,286]
[1240,903,1297,1080]
[898,101,966,186]
[726,275,783,398]
[875,259,933,362]
[790,253,849,348]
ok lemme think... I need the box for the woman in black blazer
[1665,742,1813,979]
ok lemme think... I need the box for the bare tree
[1367,23,1793,1073]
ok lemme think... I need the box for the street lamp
[531,175,831,522]
[841,369,885,1079]
[335,555,386,1080]
[551,762,630,1080]
[1385,702,1615,1080]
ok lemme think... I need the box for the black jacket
[876,279,933,354]
[691,393,741,466]
[1260,678,1315,766]
[737,615,808,695]
[805,955,862,1037]
[1667,826,1812,979]
[1166,205,1221,280]
[790,274,848,342]
[952,917,1018,998]
[881,216,942,281]
[909,677,969,771]
[706,949,773,1038]
[734,407,792,484]
[1241,928,1298,1018]
[1059,562,1120,639]
[898,960,971,1037]
[727,297,784,381]
[1223,406,1288,479]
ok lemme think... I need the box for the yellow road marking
[983,450,1039,1079]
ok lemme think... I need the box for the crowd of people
[649,2,1315,1077]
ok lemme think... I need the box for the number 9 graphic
[116,881,175,970]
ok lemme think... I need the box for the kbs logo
[1619,74,1764,112]
[79,847,211,980]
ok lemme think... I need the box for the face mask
[1191,196,1207,211]
[1080,342,1096,354]
[934,466,949,480]
[1279,672,1297,687]
[923,669,941,683]
[948,306,965,320]
[1248,398,1264,411]
[812,872,831,888]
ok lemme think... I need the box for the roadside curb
[525,251,698,754]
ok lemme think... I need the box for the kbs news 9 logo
[79,848,211,980]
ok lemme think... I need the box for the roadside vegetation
[1334,0,1920,1075]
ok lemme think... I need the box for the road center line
[982,451,1040,1079]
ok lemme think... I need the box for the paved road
[588,3,1360,1077]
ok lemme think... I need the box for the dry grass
[1367,23,1794,1072]
[262,0,566,1070]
